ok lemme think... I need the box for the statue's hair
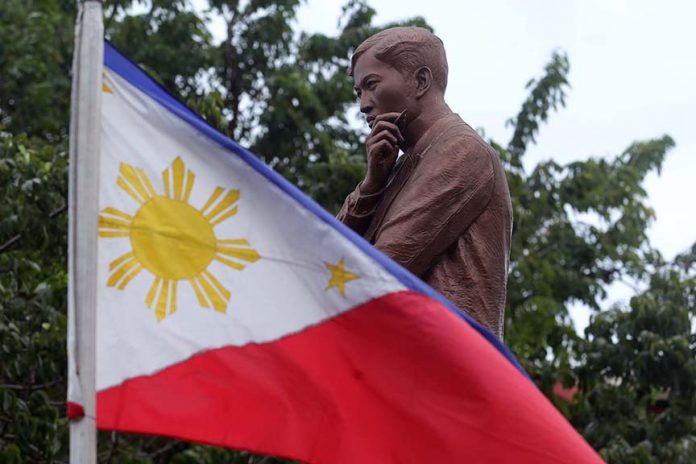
[350,27,448,92]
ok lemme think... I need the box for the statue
[337,27,512,339]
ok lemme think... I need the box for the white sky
[294,0,696,330]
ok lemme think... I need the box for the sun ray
[98,207,133,238]
[218,245,261,263]
[107,254,140,287]
[195,274,227,313]
[169,281,178,315]
[120,163,154,201]
[98,231,131,238]
[101,207,132,221]
[189,277,210,308]
[117,264,143,290]
[171,157,185,200]
[117,176,146,205]
[119,163,154,204]
[210,206,237,226]
[201,187,224,214]
[109,251,135,271]
[218,238,249,245]
[183,170,195,203]
[146,277,162,309]
[99,215,132,231]
[162,168,171,198]
[136,167,158,198]
[155,279,170,321]
[203,270,231,300]
[214,255,246,270]
[204,190,239,223]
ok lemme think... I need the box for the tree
[1,1,74,461]
[494,51,675,383]
[1,0,693,462]
[494,51,694,463]
[0,134,70,463]
[0,0,75,140]
[567,246,696,463]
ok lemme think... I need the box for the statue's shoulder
[438,116,496,161]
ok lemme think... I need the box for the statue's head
[350,27,449,126]
[350,27,449,95]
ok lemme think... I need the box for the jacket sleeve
[374,136,496,277]
[336,182,385,235]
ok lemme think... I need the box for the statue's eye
[365,80,378,90]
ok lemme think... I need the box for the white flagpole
[68,1,103,462]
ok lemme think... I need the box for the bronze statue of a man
[337,27,512,339]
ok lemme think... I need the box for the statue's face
[353,49,411,128]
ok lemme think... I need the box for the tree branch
[0,235,21,254]
[225,9,242,136]
[0,204,67,253]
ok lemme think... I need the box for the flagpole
[68,1,103,462]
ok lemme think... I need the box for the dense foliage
[1,0,693,462]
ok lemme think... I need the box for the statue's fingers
[372,111,404,125]
[367,129,399,147]
[369,121,404,143]
[371,140,398,160]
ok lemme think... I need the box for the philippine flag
[67,42,603,463]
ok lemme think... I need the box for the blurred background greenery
[0,1,693,462]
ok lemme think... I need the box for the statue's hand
[362,112,404,194]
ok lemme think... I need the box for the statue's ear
[414,66,433,98]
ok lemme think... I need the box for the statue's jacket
[338,112,512,339]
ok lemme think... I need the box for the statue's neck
[402,100,452,154]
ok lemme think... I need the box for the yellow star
[324,258,360,298]
[102,72,113,94]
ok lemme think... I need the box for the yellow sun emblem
[98,156,260,320]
